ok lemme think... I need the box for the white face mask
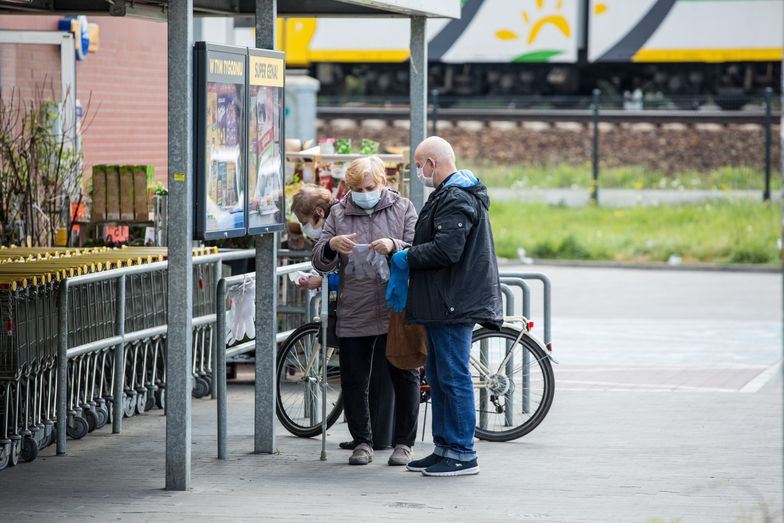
[302,222,322,240]
[417,164,435,188]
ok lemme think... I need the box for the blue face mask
[352,189,381,209]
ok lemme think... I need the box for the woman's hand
[296,274,323,289]
[329,233,357,255]
[370,238,394,255]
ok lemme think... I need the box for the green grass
[467,161,782,191]
[489,200,781,264]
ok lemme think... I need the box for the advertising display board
[247,48,286,234]
[194,42,247,240]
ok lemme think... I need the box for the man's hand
[296,274,323,289]
[329,233,357,255]
[370,238,394,255]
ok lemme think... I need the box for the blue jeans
[424,323,476,461]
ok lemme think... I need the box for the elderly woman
[312,156,419,466]
[291,182,401,453]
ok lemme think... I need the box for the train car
[227,0,782,102]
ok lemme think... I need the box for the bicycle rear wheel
[276,322,343,438]
[471,327,554,442]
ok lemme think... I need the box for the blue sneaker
[422,457,479,477]
[406,453,443,472]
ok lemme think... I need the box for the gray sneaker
[348,443,373,465]
[387,445,412,466]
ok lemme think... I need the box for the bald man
[399,136,503,476]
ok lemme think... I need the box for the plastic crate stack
[0,246,218,471]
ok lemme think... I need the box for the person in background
[311,156,420,466]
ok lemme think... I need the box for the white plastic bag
[227,277,255,344]
[345,244,389,281]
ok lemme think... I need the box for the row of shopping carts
[0,246,218,470]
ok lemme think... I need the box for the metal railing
[319,89,779,203]
[214,261,312,459]
[317,105,778,125]
[50,251,554,462]
[54,249,258,455]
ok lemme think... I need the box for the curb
[497,258,782,274]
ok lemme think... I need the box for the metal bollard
[499,272,552,347]
[763,87,772,202]
[591,88,601,204]
[431,88,439,136]
[216,278,227,460]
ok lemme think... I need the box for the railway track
[316,106,779,126]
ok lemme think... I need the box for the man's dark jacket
[405,172,503,329]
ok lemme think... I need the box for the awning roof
[0,0,460,19]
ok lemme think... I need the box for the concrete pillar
[254,0,278,455]
[165,0,193,491]
[409,16,427,212]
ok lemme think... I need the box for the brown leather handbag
[386,311,427,370]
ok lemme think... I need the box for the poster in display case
[194,42,247,240]
[247,48,285,234]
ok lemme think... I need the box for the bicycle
[275,316,555,442]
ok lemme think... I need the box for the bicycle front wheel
[276,322,343,438]
[471,327,555,442]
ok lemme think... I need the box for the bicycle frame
[469,317,556,391]
[300,343,336,383]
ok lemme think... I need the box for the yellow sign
[249,55,284,87]
[174,172,186,182]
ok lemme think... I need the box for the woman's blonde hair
[345,156,386,190]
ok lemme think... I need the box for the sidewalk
[489,188,779,207]
[0,378,779,522]
[0,265,780,521]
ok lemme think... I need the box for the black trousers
[339,334,420,448]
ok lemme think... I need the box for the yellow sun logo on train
[496,0,607,62]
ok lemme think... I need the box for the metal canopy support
[408,16,427,211]
[0,0,459,18]
[254,0,278,455]
[165,0,194,491]
[779,8,783,486]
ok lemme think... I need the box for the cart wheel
[20,435,38,462]
[123,393,136,418]
[204,375,214,395]
[136,390,147,415]
[94,404,108,429]
[8,438,20,467]
[32,426,45,449]
[145,391,156,412]
[103,396,114,424]
[42,422,54,448]
[47,423,57,447]
[67,415,89,440]
[155,388,166,410]
[0,440,10,471]
[84,409,98,433]
[191,377,209,399]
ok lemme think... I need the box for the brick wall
[0,15,168,185]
